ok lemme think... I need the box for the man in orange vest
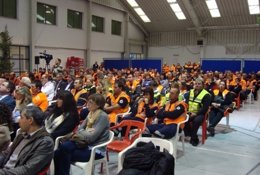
[208,81,234,136]
[144,87,187,139]
[104,80,130,126]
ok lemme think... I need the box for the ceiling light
[126,0,139,7]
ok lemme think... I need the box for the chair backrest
[133,137,174,154]
[110,120,145,143]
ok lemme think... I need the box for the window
[92,15,104,32]
[67,9,82,29]
[111,20,121,36]
[37,2,56,25]
[0,0,17,18]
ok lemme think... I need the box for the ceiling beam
[182,0,202,36]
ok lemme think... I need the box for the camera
[35,51,53,65]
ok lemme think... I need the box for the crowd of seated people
[0,61,259,174]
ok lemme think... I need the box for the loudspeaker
[35,56,40,64]
[197,39,203,46]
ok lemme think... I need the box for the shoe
[190,137,199,146]
[207,126,215,137]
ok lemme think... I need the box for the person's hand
[144,98,149,104]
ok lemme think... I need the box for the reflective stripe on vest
[188,89,209,113]
[163,101,187,126]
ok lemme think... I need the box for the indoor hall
[70,93,260,175]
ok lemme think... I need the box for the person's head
[19,77,32,88]
[15,86,32,102]
[41,74,49,85]
[55,58,61,65]
[218,81,226,92]
[127,74,133,82]
[114,80,125,95]
[56,73,63,81]
[31,80,42,95]
[73,78,83,90]
[0,102,13,131]
[194,78,204,91]
[19,106,44,133]
[143,87,154,103]
[0,80,15,95]
[56,91,77,114]
[169,87,180,103]
[87,93,106,112]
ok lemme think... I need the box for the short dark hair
[6,81,15,94]
[32,80,42,89]
[21,106,44,126]
[0,102,13,131]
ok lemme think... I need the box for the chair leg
[181,134,185,153]
[201,120,207,144]
[104,160,110,175]
[226,114,230,128]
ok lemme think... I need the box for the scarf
[45,113,65,133]
[86,109,102,129]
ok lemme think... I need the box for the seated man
[104,80,130,126]
[0,106,54,175]
[184,78,211,146]
[31,80,48,112]
[144,87,187,139]
[208,81,234,136]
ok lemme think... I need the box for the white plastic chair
[71,131,114,175]
[168,114,189,159]
[115,107,131,124]
[118,137,174,173]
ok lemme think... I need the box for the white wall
[0,0,29,45]
[148,46,201,65]
[35,0,87,49]
[1,0,146,71]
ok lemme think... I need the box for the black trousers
[184,114,205,139]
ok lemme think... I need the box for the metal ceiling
[121,0,260,34]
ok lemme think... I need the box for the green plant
[0,26,13,74]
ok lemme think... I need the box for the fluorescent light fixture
[210,9,221,17]
[134,7,145,16]
[168,1,186,20]
[205,0,221,17]
[170,3,182,12]
[140,15,151,22]
[167,0,177,3]
[248,0,259,6]
[206,0,218,9]
[247,0,260,15]
[126,0,139,7]
[249,6,260,14]
[175,12,186,20]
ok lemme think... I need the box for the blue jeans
[54,140,103,175]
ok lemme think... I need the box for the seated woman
[0,102,13,151]
[54,93,110,175]
[44,90,79,140]
[121,87,158,124]
[12,86,33,140]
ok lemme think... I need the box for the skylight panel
[248,0,259,6]
[126,0,139,7]
[126,0,151,22]
[168,1,186,20]
[134,7,145,16]
[247,0,260,15]
[210,9,221,17]
[140,15,151,23]
[205,0,221,18]
[175,12,186,20]
[167,0,177,3]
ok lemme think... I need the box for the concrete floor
[70,95,260,175]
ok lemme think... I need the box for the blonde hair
[15,86,32,111]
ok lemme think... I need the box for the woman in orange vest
[208,81,234,136]
[144,87,187,139]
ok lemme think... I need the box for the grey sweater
[77,110,110,152]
